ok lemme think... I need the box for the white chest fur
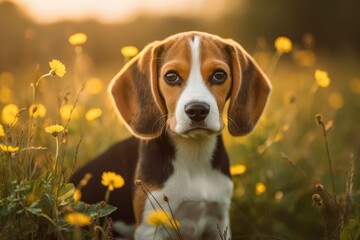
[166,135,233,203]
[135,135,233,240]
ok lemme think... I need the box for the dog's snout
[184,102,210,122]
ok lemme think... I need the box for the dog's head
[109,32,271,139]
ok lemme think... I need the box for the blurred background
[0,0,359,239]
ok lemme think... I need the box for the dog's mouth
[184,128,216,138]
[178,123,222,138]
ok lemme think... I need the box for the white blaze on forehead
[189,36,202,81]
[174,35,221,134]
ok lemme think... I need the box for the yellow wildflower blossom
[273,132,283,142]
[29,104,46,118]
[349,78,360,94]
[121,46,139,58]
[328,92,344,110]
[1,104,19,126]
[85,108,102,121]
[146,210,180,229]
[86,78,104,95]
[255,182,266,195]
[45,124,65,137]
[0,72,15,87]
[79,173,92,187]
[0,124,5,137]
[0,87,12,103]
[293,50,316,67]
[73,189,82,203]
[274,36,292,53]
[68,33,87,46]
[101,171,125,191]
[230,164,247,176]
[0,144,19,153]
[315,69,331,88]
[49,59,66,77]
[60,104,80,121]
[65,212,92,227]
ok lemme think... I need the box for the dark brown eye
[164,71,181,86]
[210,70,227,84]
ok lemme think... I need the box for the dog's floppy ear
[109,42,166,139]
[227,40,271,136]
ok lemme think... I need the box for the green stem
[104,189,111,203]
[266,51,282,78]
[73,227,81,240]
[32,72,51,103]
[55,136,59,162]
[26,72,52,178]
[321,122,336,198]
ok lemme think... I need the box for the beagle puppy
[71,31,271,239]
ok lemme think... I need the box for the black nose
[184,102,210,122]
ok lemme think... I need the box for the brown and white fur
[71,31,271,239]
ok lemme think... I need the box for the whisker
[152,114,168,132]
[223,113,239,131]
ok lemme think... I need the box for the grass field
[0,31,359,240]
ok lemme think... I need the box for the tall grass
[0,60,117,240]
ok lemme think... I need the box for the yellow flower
[0,87,12,103]
[73,189,82,203]
[293,50,316,67]
[85,108,102,121]
[65,212,92,227]
[146,210,180,229]
[1,104,19,126]
[68,33,88,46]
[273,132,283,142]
[60,104,81,121]
[274,36,293,54]
[328,92,344,110]
[0,124,5,137]
[349,78,360,94]
[45,124,65,137]
[255,182,266,195]
[86,78,104,95]
[121,46,139,58]
[49,59,66,77]
[101,171,125,191]
[0,144,19,153]
[315,69,331,88]
[79,173,92,187]
[0,72,15,87]
[230,164,247,176]
[29,104,46,118]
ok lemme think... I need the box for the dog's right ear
[109,42,166,139]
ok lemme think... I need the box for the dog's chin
[170,127,221,139]
[185,128,215,138]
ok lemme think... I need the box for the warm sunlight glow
[12,0,229,23]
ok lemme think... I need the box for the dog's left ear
[227,40,272,136]
[109,42,166,139]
